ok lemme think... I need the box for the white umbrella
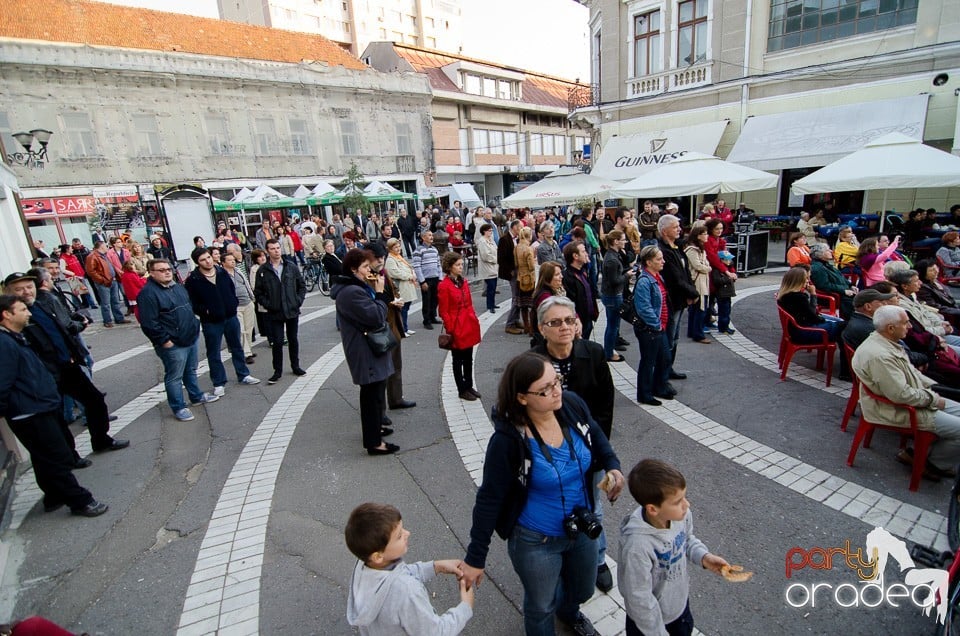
[501,167,619,208]
[612,152,778,198]
[229,187,254,202]
[790,132,960,230]
[293,185,313,198]
[312,181,337,196]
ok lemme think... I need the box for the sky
[95,0,590,81]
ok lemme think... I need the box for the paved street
[0,258,952,636]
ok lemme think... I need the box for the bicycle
[302,256,329,296]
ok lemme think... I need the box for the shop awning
[727,94,930,171]
[590,121,728,181]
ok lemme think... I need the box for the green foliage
[341,161,370,214]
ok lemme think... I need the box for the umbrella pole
[879,190,888,233]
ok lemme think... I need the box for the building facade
[575,0,960,215]
[364,41,593,205]
[2,0,432,249]
[218,0,463,57]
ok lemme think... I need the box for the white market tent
[612,152,778,198]
[312,181,338,196]
[791,132,960,230]
[229,187,254,202]
[293,185,313,198]
[501,167,620,208]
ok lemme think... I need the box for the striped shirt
[412,245,441,282]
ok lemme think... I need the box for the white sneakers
[174,408,195,421]
[213,385,226,396]
[404,330,416,336]
[240,376,261,385]
[191,393,220,406]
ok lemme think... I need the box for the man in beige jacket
[852,305,960,480]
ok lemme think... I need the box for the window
[459,128,469,165]
[497,79,513,100]
[483,77,497,98]
[489,130,504,154]
[634,10,662,76]
[340,120,359,155]
[678,0,708,65]
[289,118,310,155]
[0,112,17,157]
[768,0,917,52]
[530,133,542,156]
[380,28,387,38]
[132,114,162,156]
[204,113,229,155]
[62,112,99,157]
[426,17,435,28]
[472,129,489,154]
[254,117,277,155]
[554,135,565,157]
[542,134,554,156]
[396,122,412,154]
[504,131,518,155]
[464,73,482,95]
[426,36,437,48]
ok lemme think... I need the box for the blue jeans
[666,307,685,367]
[635,326,671,401]
[485,277,498,312]
[201,316,250,387]
[686,298,706,340]
[717,298,732,332]
[93,281,125,324]
[592,471,607,567]
[601,294,623,359]
[507,525,597,636]
[401,302,411,333]
[157,340,204,412]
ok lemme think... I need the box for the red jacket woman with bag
[438,251,481,401]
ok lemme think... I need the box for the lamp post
[6,129,53,169]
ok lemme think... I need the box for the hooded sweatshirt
[346,559,472,636]
[618,508,709,636]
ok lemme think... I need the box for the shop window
[767,0,917,52]
[633,10,662,76]
[62,112,99,158]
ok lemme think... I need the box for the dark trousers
[635,326,671,401]
[626,602,693,636]
[485,277,498,312]
[666,307,685,367]
[60,364,113,450]
[451,347,474,393]
[9,411,93,511]
[359,380,387,449]
[422,277,439,324]
[386,343,404,406]
[255,308,269,341]
[717,298,732,331]
[402,236,417,259]
[267,317,300,374]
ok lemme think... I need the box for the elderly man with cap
[842,288,899,351]
[0,292,108,516]
[4,271,129,457]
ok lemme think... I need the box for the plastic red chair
[815,291,840,317]
[776,306,836,387]
[840,343,859,431]
[842,271,860,287]
[937,256,960,285]
[846,381,937,492]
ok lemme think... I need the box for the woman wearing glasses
[461,351,624,636]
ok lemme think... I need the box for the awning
[590,121,728,181]
[727,94,929,171]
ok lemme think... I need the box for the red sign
[22,196,96,217]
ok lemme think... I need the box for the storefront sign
[22,196,96,217]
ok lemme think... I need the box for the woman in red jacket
[438,250,482,401]
[704,219,737,328]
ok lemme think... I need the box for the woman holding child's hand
[461,352,623,636]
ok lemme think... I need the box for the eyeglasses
[525,375,564,397]
[151,267,173,273]
[542,317,578,328]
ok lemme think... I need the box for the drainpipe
[739,0,754,208]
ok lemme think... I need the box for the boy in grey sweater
[346,503,473,635]
[619,460,729,636]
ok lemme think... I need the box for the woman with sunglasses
[461,351,624,636]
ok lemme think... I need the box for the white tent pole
[861,190,869,215]
[879,189,888,233]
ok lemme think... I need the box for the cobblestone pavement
[0,264,953,636]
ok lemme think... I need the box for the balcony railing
[568,83,600,113]
[625,61,712,100]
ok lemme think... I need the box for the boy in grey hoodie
[618,460,729,636]
[345,503,474,635]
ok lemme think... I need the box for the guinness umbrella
[791,132,960,231]
[500,167,619,208]
[612,152,778,198]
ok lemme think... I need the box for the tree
[341,161,370,216]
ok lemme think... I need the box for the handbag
[619,278,640,326]
[438,325,454,350]
[363,324,398,356]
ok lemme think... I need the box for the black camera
[563,506,602,540]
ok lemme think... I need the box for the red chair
[842,271,860,287]
[937,256,960,285]
[846,381,937,492]
[776,307,836,387]
[815,291,840,317]
[840,343,859,431]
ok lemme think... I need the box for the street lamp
[6,129,53,169]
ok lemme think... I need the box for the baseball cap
[3,272,36,287]
[853,289,895,307]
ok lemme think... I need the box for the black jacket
[464,392,621,569]
[562,265,599,325]
[0,328,61,419]
[497,233,517,280]
[254,257,306,320]
[532,339,615,439]
[397,214,417,240]
[184,267,239,324]
[657,239,698,308]
[137,278,201,348]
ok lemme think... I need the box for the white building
[574,0,960,216]
[218,0,463,56]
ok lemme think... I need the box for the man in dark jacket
[0,294,107,517]
[657,214,698,379]
[562,241,600,340]
[498,220,523,335]
[254,239,307,384]
[138,259,219,421]
[184,247,259,396]
[396,208,418,258]
[5,270,128,458]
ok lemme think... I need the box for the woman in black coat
[776,267,845,344]
[915,258,960,330]
[330,248,398,456]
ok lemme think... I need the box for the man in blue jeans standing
[184,247,260,396]
[137,259,219,422]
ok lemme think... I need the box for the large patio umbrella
[791,132,960,230]
[611,152,778,198]
[500,167,619,208]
